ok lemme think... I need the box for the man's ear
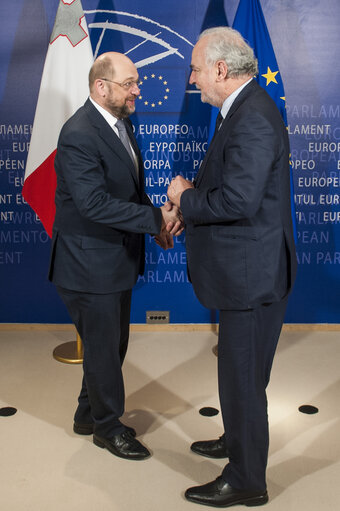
[216,60,228,81]
[94,78,106,98]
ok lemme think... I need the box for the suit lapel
[195,79,258,187]
[125,118,145,194]
[223,79,258,123]
[194,125,221,186]
[84,99,139,188]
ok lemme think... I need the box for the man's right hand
[160,201,184,236]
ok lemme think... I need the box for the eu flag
[233,0,287,121]
[233,0,297,240]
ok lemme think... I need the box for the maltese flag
[22,0,93,237]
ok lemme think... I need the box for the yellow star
[158,101,162,105]
[280,96,286,101]
[164,95,168,100]
[262,66,279,86]
[165,88,170,92]
[151,103,155,107]
[138,96,142,100]
[163,81,167,85]
[159,75,163,80]
[144,101,148,105]
[144,76,148,80]
[151,74,155,78]
[139,81,143,85]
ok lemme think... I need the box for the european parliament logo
[84,8,194,112]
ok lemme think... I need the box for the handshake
[155,176,194,250]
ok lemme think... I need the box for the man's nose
[131,82,140,95]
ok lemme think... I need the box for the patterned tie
[115,119,137,173]
[215,112,223,133]
[209,112,224,146]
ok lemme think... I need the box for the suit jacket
[48,98,162,293]
[180,80,297,310]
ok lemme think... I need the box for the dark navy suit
[49,98,162,438]
[181,80,297,490]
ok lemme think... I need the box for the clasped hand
[167,175,194,207]
[155,176,193,250]
[155,201,184,250]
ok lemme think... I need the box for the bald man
[49,52,182,460]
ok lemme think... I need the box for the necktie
[210,112,224,145]
[215,112,223,133]
[115,119,137,173]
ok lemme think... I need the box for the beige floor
[0,326,339,510]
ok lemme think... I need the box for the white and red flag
[22,0,93,237]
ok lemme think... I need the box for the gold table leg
[53,333,83,364]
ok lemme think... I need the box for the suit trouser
[218,297,288,491]
[56,286,132,438]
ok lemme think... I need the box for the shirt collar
[89,96,119,129]
[220,77,253,119]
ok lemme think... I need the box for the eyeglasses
[100,78,141,90]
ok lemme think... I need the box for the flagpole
[53,333,83,364]
[22,0,93,364]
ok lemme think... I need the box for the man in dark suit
[168,27,297,506]
[49,52,182,461]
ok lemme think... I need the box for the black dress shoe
[185,476,268,507]
[191,435,229,459]
[73,422,136,437]
[93,431,151,460]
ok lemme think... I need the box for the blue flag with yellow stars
[233,0,297,240]
[232,0,287,122]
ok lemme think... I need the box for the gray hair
[89,54,115,91]
[199,27,258,78]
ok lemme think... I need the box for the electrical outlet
[146,311,170,324]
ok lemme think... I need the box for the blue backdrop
[0,0,339,323]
